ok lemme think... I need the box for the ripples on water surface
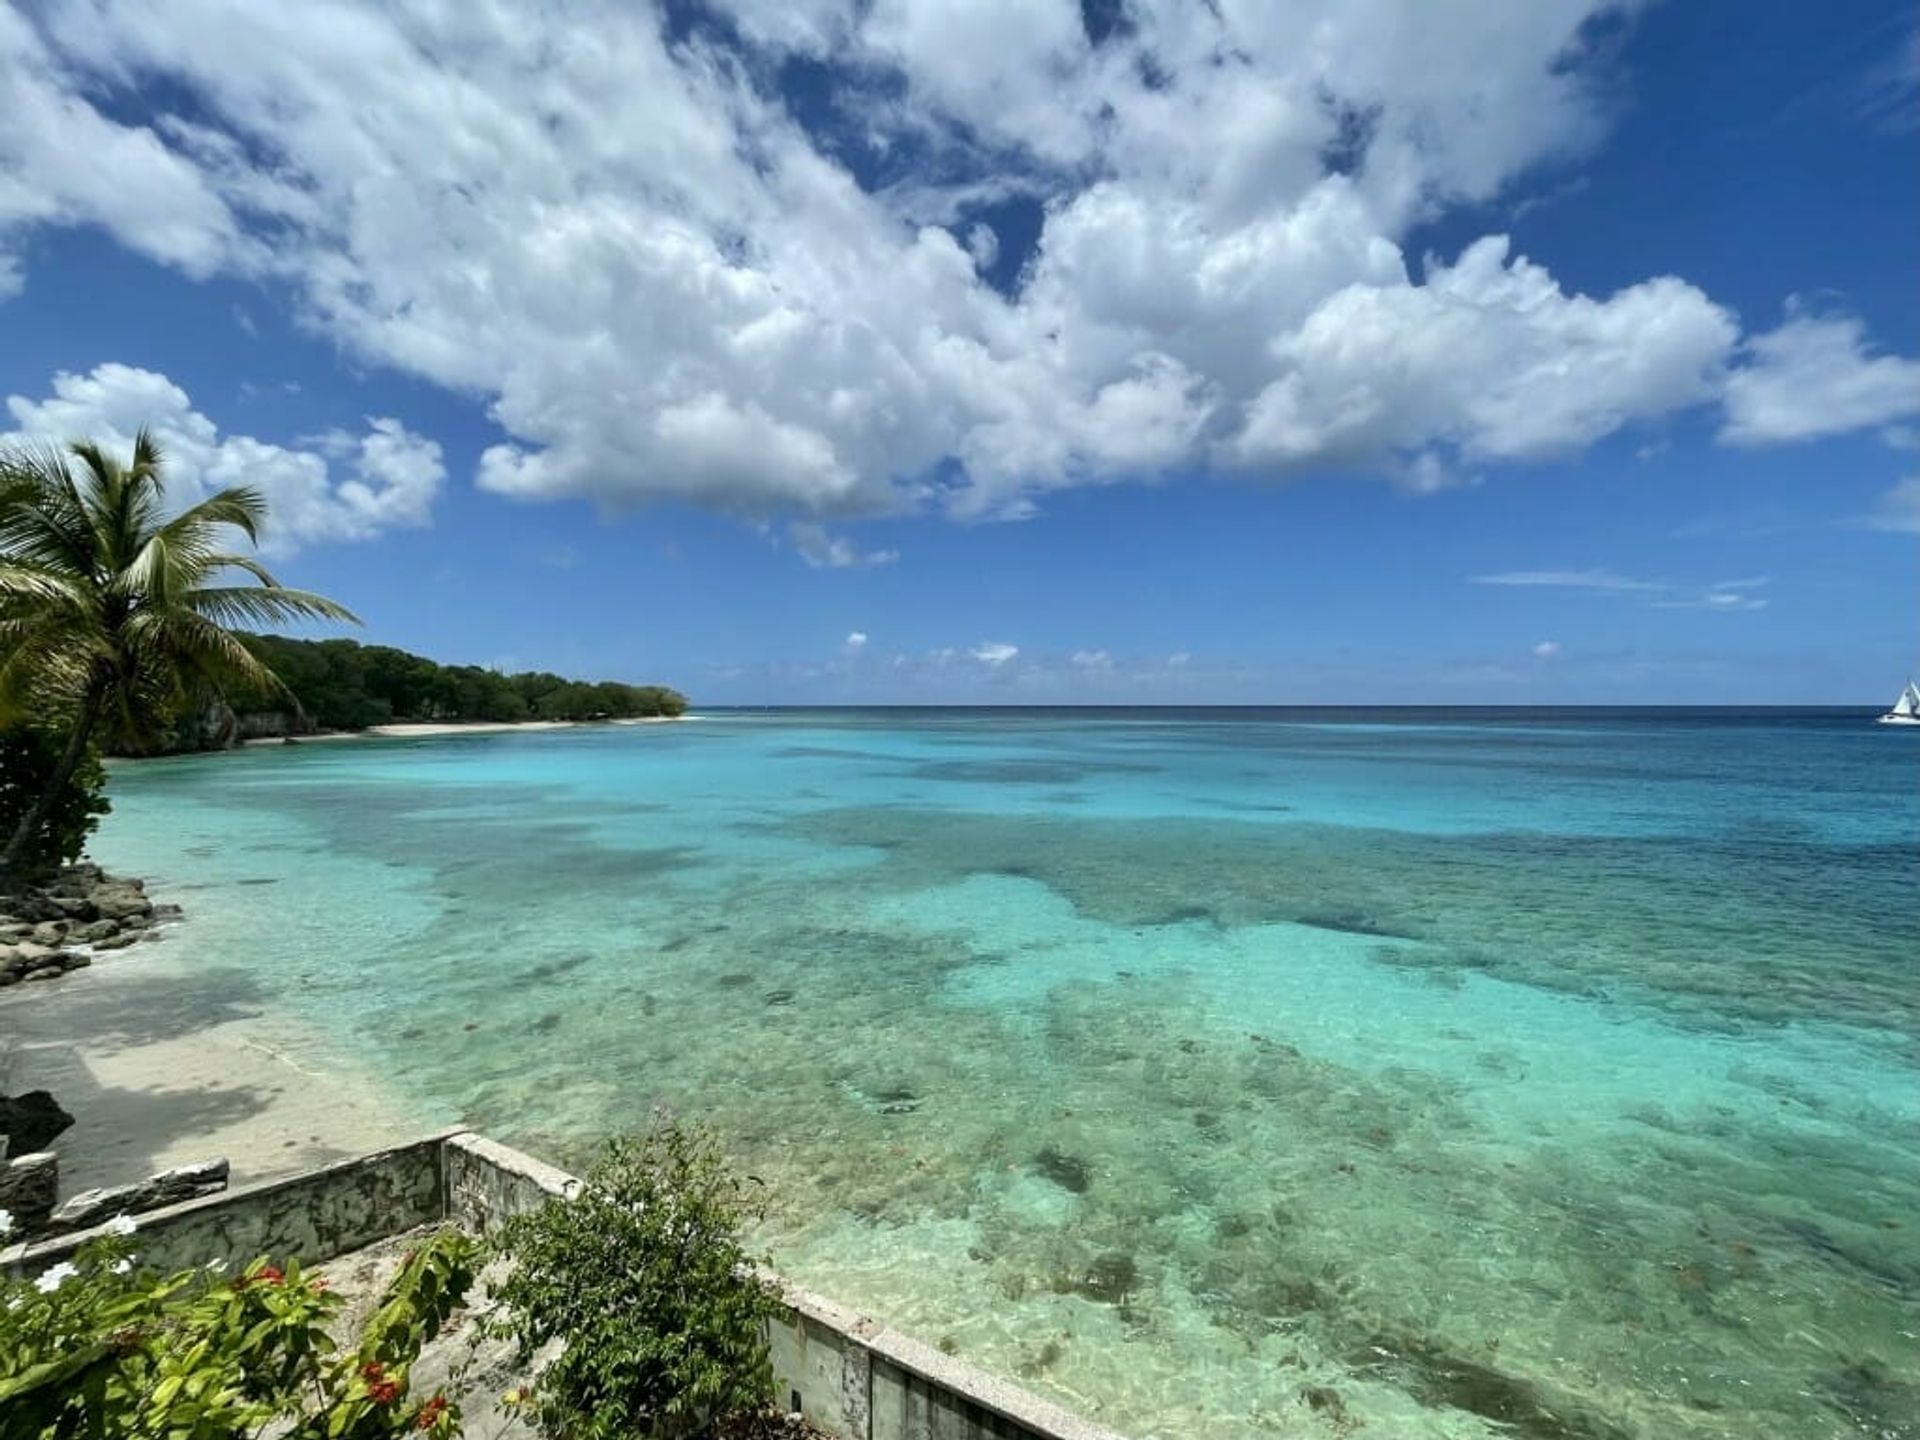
[96,709,1919,1439]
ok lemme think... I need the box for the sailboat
[1879,679,1920,726]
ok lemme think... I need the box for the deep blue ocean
[92,708,1920,1439]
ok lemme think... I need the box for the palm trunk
[1,683,105,887]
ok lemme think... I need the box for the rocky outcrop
[0,1151,58,1233]
[0,1091,74,1159]
[0,863,176,986]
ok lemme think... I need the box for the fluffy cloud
[845,630,869,649]
[1720,311,1920,446]
[971,641,1019,666]
[3,363,443,550]
[0,7,240,283]
[1532,640,1562,659]
[1,1,1911,527]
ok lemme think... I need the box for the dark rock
[76,919,120,943]
[22,967,61,982]
[91,887,152,922]
[1302,1386,1347,1420]
[1,1091,75,1158]
[0,1151,59,1230]
[1033,1145,1093,1194]
[92,932,141,951]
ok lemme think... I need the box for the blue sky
[2,0,1915,703]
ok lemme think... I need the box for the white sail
[1881,680,1920,723]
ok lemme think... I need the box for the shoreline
[243,715,685,746]
[0,942,424,1193]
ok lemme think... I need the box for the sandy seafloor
[7,708,1916,1439]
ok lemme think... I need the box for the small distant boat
[1879,679,1920,726]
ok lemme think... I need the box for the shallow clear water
[93,710,1919,1439]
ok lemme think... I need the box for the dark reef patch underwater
[93,709,1920,1438]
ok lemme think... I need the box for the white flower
[0,1207,13,1238]
[34,1262,78,1294]
[110,1258,132,1275]
[102,1215,137,1238]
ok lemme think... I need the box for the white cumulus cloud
[3,363,443,551]
[971,641,1019,666]
[0,1,1909,530]
[845,630,869,649]
[1532,640,1562,659]
[1720,310,1920,446]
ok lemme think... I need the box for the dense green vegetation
[226,634,688,731]
[489,1121,780,1438]
[0,1226,474,1437]
[0,723,109,873]
[0,430,354,879]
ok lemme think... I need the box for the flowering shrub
[489,1120,782,1439]
[0,1224,475,1440]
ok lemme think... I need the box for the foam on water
[89,711,1920,1439]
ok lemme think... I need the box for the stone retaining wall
[3,1131,1126,1440]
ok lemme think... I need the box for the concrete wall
[1,1133,453,1278]
[4,1131,1128,1440]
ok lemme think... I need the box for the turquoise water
[92,710,1918,1438]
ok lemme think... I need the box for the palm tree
[0,430,357,880]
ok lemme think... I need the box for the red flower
[232,1264,285,1291]
[415,1394,449,1430]
[361,1361,401,1405]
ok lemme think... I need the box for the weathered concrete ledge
[3,1131,1129,1440]
[2,1131,460,1277]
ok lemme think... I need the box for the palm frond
[184,585,362,629]
[156,486,268,552]
[3,434,357,749]
[0,564,89,607]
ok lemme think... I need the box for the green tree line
[223,634,687,732]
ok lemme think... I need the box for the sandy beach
[0,939,421,1193]
[242,716,684,747]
